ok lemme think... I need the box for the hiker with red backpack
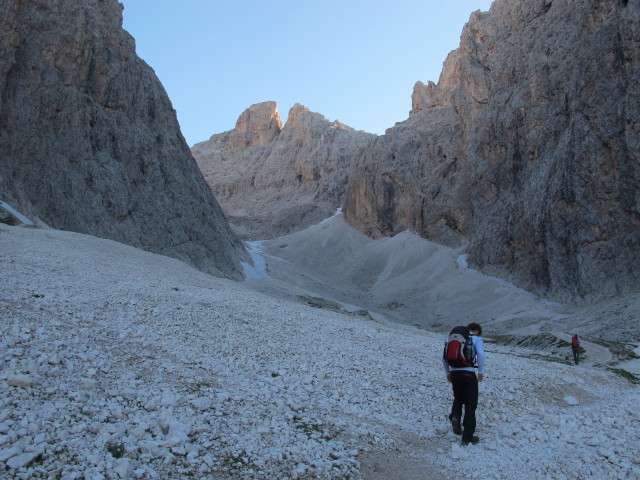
[442,322,485,446]
[571,334,581,364]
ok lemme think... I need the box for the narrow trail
[555,332,614,365]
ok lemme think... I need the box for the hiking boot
[450,416,462,435]
[461,436,480,446]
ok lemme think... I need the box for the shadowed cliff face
[0,0,248,279]
[345,0,640,303]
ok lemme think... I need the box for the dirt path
[358,426,454,480]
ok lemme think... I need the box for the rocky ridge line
[192,102,376,240]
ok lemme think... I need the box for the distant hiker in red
[571,334,581,365]
[443,322,485,446]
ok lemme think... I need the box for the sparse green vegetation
[106,442,125,459]
[292,416,339,441]
[0,213,20,226]
[586,338,640,362]
[518,353,573,365]
[487,333,570,349]
[296,295,375,320]
[297,295,343,313]
[486,333,640,386]
[295,421,324,437]
[601,366,640,384]
[222,449,253,471]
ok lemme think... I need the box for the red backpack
[444,326,475,368]
[571,335,580,348]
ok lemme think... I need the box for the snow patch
[564,395,579,406]
[320,207,343,224]
[241,241,270,279]
[0,201,34,226]
[456,253,469,270]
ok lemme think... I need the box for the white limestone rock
[114,458,132,479]
[7,373,34,388]
[0,447,20,463]
[162,421,190,447]
[190,397,212,411]
[6,451,39,469]
[192,102,375,240]
[564,395,579,406]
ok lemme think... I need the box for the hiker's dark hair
[467,322,482,336]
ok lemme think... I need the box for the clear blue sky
[120,1,493,146]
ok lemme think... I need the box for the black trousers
[449,370,478,442]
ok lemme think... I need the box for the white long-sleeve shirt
[442,334,485,375]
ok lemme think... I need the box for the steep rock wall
[345,0,640,302]
[0,0,248,279]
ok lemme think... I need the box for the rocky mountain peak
[229,101,282,148]
[278,103,349,146]
[285,103,330,129]
[192,102,375,240]
[411,9,492,115]
[411,81,442,111]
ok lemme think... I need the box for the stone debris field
[1,224,639,479]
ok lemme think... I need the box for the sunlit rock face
[0,0,248,279]
[193,102,376,240]
[345,0,640,303]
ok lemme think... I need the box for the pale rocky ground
[2,220,639,480]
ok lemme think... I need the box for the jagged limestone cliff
[0,0,248,279]
[193,102,375,240]
[345,0,640,302]
[194,0,639,302]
